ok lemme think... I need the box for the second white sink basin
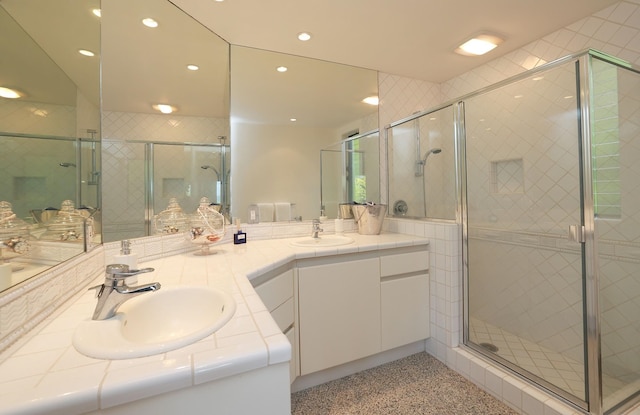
[73,286,236,359]
[290,234,354,247]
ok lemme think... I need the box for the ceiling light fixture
[290,118,297,122]
[362,96,379,106]
[153,104,176,114]
[187,64,199,71]
[297,32,312,41]
[142,18,159,28]
[455,34,502,56]
[92,9,101,17]
[0,87,22,99]
[78,49,95,57]
[276,66,288,72]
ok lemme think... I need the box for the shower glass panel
[591,56,640,412]
[387,106,455,219]
[463,61,587,404]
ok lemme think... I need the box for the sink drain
[479,342,499,353]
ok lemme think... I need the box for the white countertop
[0,232,428,415]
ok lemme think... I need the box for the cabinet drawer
[271,297,294,332]
[381,273,430,350]
[254,269,294,312]
[380,250,428,277]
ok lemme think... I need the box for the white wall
[231,122,336,222]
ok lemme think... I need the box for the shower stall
[385,49,640,414]
[101,139,230,242]
[0,133,101,221]
[459,50,640,414]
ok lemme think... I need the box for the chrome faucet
[90,264,160,320]
[311,219,323,239]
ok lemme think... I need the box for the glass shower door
[463,60,587,405]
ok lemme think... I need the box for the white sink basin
[290,234,354,247]
[73,286,236,359]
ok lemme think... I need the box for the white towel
[257,203,274,222]
[275,203,292,222]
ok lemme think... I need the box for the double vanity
[0,230,429,415]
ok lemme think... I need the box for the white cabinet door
[298,257,381,375]
[381,273,430,351]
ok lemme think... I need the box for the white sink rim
[290,234,355,247]
[72,286,236,360]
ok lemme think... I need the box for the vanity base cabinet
[298,257,381,375]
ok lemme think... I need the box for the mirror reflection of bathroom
[387,107,456,220]
[320,130,380,219]
[0,0,101,290]
[100,0,230,242]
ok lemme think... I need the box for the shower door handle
[568,225,585,243]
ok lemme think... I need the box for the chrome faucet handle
[105,264,155,280]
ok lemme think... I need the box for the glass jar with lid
[187,197,225,255]
[154,197,189,235]
[40,200,86,242]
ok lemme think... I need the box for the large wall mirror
[100,0,230,242]
[230,45,379,223]
[0,0,100,291]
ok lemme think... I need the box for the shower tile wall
[378,74,442,206]
[440,0,640,101]
[102,111,229,143]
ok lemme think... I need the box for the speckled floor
[291,352,518,415]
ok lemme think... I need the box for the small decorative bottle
[234,218,246,244]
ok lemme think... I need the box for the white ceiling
[1,0,621,126]
[171,0,620,83]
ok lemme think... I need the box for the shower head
[59,162,76,168]
[421,148,442,164]
[201,165,220,178]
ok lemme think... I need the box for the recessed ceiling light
[532,76,544,81]
[276,66,288,73]
[78,49,95,57]
[142,18,159,28]
[0,87,22,99]
[362,96,379,106]
[456,34,502,56]
[290,118,297,122]
[297,32,312,41]
[153,104,176,114]
[92,8,101,17]
[187,64,199,71]
[514,95,523,99]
